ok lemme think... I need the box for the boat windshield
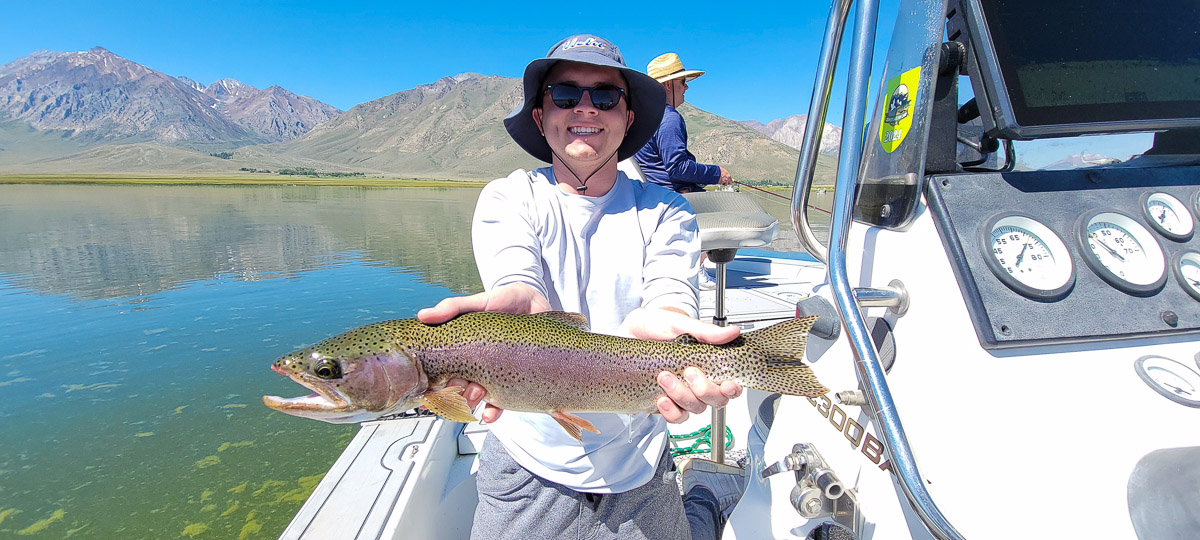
[975,0,1200,137]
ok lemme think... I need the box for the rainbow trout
[262,311,826,440]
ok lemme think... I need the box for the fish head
[262,324,428,424]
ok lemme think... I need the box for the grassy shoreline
[0,174,813,195]
[0,174,488,188]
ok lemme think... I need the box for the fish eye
[312,359,342,379]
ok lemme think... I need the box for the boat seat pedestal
[683,190,779,464]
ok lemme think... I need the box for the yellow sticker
[880,66,920,153]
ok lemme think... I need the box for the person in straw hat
[634,52,735,193]
[417,34,744,540]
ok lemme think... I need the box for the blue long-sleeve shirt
[634,105,722,192]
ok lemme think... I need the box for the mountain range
[741,115,842,156]
[0,47,839,184]
[0,48,339,151]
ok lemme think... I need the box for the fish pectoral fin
[550,410,600,442]
[417,386,479,424]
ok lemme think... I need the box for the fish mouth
[262,364,351,413]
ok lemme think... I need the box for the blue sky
[1,0,1152,166]
[0,0,900,123]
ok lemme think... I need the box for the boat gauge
[981,213,1074,299]
[1134,355,1200,408]
[1141,192,1194,242]
[1076,211,1166,295]
[1173,251,1200,302]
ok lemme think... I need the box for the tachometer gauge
[1141,192,1193,242]
[1134,355,1200,408]
[1076,211,1166,295]
[981,214,1074,299]
[1173,251,1200,302]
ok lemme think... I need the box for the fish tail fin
[742,315,817,363]
[741,316,829,397]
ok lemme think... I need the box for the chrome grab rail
[806,0,966,538]
[790,0,853,266]
[853,281,909,315]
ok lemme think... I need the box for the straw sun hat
[646,53,705,83]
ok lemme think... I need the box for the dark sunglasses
[544,83,626,111]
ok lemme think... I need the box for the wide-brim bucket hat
[504,34,666,163]
[647,53,705,83]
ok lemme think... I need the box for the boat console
[929,167,1200,348]
[924,0,1200,347]
[760,0,1200,539]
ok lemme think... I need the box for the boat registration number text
[807,394,892,472]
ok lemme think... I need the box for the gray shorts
[470,433,694,540]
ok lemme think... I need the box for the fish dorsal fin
[672,333,702,346]
[417,386,479,424]
[743,316,818,363]
[550,410,599,442]
[539,311,590,331]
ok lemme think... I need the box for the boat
[280,0,1200,538]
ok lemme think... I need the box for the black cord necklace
[548,147,619,193]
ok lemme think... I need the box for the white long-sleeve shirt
[472,166,701,493]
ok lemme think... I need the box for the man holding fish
[418,34,749,540]
[264,33,825,540]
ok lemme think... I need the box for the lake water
[0,183,827,538]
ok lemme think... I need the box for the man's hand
[417,282,551,323]
[619,307,744,423]
[416,283,552,423]
[717,166,734,186]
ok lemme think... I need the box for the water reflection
[0,184,485,300]
[0,184,486,538]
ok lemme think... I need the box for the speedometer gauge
[1173,251,1200,302]
[1141,192,1193,242]
[981,214,1074,299]
[1076,211,1166,295]
[1134,355,1200,408]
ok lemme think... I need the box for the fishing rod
[733,181,833,216]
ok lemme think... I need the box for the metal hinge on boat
[763,443,860,530]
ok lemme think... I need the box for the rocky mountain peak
[205,78,257,103]
[176,76,205,91]
[0,50,64,77]
[741,114,842,155]
[422,73,484,98]
[70,46,154,79]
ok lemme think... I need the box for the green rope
[668,425,734,457]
